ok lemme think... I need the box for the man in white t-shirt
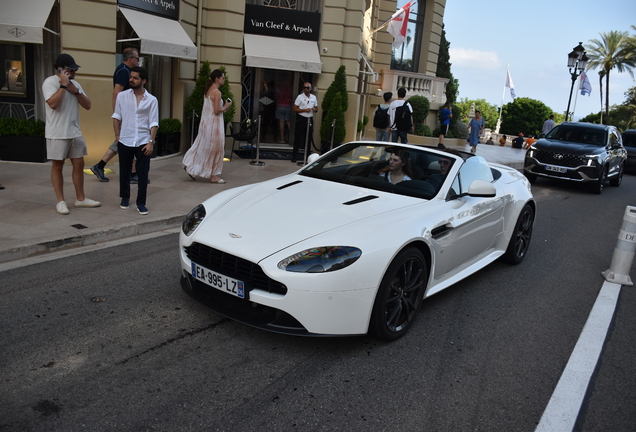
[292,82,318,162]
[42,54,100,215]
[388,87,413,144]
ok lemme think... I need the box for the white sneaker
[56,201,70,215]
[74,198,101,208]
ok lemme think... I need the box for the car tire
[591,166,607,194]
[609,163,623,187]
[369,247,427,341]
[502,204,534,265]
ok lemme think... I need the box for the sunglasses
[439,159,451,165]
[304,86,312,89]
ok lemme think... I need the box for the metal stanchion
[602,205,636,286]
[250,116,265,166]
[298,117,312,166]
[329,119,336,153]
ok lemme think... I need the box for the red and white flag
[387,1,414,49]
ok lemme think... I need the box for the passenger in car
[380,150,413,184]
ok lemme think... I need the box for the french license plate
[545,164,567,173]
[192,262,245,299]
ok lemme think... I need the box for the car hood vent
[277,180,303,190]
[343,195,379,205]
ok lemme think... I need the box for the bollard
[602,206,636,286]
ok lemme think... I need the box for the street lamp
[565,42,588,122]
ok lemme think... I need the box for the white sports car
[179,142,535,340]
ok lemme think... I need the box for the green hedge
[158,118,183,135]
[0,118,45,137]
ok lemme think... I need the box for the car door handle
[431,225,453,239]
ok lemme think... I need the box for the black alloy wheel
[592,166,607,194]
[610,163,623,187]
[369,247,427,341]
[502,203,534,265]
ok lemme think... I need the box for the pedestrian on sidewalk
[112,67,158,215]
[43,54,101,215]
[90,48,146,183]
[466,110,485,154]
[499,134,507,146]
[389,87,413,144]
[372,92,392,142]
[182,69,232,183]
[512,133,525,149]
[292,82,318,162]
[438,101,452,149]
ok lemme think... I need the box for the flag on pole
[505,69,516,99]
[387,1,414,49]
[580,70,592,96]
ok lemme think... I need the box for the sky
[442,0,636,121]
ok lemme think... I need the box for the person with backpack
[373,92,392,141]
[389,87,413,144]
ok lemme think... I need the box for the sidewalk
[0,142,525,264]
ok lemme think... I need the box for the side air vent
[343,195,379,205]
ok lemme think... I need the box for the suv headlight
[182,204,206,236]
[278,246,362,273]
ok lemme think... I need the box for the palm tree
[585,30,635,124]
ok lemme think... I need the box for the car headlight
[278,246,362,273]
[182,204,206,236]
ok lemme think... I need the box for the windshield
[546,125,607,146]
[300,143,461,200]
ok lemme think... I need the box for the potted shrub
[0,118,47,162]
[155,118,183,157]
[320,92,346,153]
[407,95,430,136]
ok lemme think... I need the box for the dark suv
[523,122,626,194]
[622,129,636,172]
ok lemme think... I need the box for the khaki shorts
[108,139,118,153]
[46,137,88,160]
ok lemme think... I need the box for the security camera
[322,47,328,53]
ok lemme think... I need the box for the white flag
[387,1,413,49]
[580,70,592,96]
[505,69,516,99]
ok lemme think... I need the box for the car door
[432,157,506,279]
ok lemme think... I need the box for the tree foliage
[320,92,346,143]
[454,98,499,130]
[217,66,236,125]
[501,97,553,136]
[185,61,212,120]
[321,65,348,115]
[435,25,458,104]
[585,30,635,124]
[407,95,430,127]
[580,84,636,130]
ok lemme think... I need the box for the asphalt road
[1,174,635,432]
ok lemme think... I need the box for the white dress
[182,94,224,178]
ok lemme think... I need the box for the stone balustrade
[380,69,449,107]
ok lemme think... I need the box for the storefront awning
[244,34,322,74]
[119,7,197,60]
[0,0,57,44]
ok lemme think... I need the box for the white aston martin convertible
[179,142,536,340]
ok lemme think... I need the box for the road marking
[535,281,622,432]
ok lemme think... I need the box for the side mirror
[307,153,320,164]
[467,179,496,198]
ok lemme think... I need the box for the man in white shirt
[112,67,158,215]
[388,87,413,144]
[292,82,318,163]
[42,53,101,215]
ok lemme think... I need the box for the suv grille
[534,150,589,168]
[185,243,287,295]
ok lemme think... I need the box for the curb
[0,213,186,265]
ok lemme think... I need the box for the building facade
[0,0,448,162]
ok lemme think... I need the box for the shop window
[391,0,425,72]
[246,0,321,12]
[0,43,26,98]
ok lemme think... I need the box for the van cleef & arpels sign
[244,5,320,42]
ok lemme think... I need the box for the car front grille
[184,242,287,296]
[534,150,589,168]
